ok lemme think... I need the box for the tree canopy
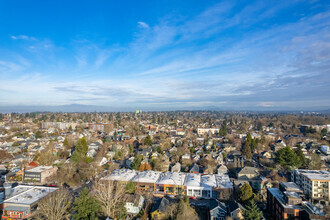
[143,135,153,146]
[71,137,88,163]
[239,183,253,202]
[243,199,263,220]
[73,188,101,220]
[275,146,301,171]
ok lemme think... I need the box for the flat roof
[132,171,161,184]
[215,174,232,188]
[102,169,138,182]
[201,175,217,188]
[268,188,297,209]
[280,182,302,192]
[184,173,201,187]
[102,169,232,189]
[4,186,58,205]
[295,169,330,181]
[25,166,53,173]
[6,185,34,198]
[156,172,186,185]
[284,191,301,199]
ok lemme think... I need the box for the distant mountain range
[0,104,330,113]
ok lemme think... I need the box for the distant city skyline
[1,0,330,111]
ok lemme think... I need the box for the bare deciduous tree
[92,180,126,218]
[36,189,71,220]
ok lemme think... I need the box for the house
[125,157,135,168]
[217,165,228,174]
[182,153,191,160]
[171,162,181,172]
[124,194,144,215]
[228,201,244,220]
[236,166,258,180]
[209,201,227,220]
[189,164,200,173]
[320,145,330,155]
[168,146,177,153]
[192,154,200,162]
[151,197,170,220]
[189,199,227,220]
[137,147,152,157]
[260,151,272,159]
[86,149,97,158]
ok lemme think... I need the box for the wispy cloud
[11,35,37,41]
[137,21,150,29]
[1,0,330,110]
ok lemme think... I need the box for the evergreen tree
[73,188,101,220]
[76,137,88,154]
[243,199,263,220]
[242,142,252,160]
[63,137,69,147]
[320,128,327,138]
[246,133,252,145]
[131,155,143,170]
[219,125,227,136]
[143,135,152,146]
[275,146,301,171]
[35,130,43,139]
[125,181,136,194]
[239,183,253,202]
[295,145,306,168]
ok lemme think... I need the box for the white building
[291,169,330,205]
[125,194,144,215]
[320,145,330,155]
[197,128,219,135]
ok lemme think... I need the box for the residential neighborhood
[0,111,329,219]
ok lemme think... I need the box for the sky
[0,0,330,111]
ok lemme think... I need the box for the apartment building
[291,169,330,205]
[267,182,326,220]
[42,122,77,130]
[24,166,58,184]
[102,169,233,199]
[89,123,105,132]
[197,128,219,135]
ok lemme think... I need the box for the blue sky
[0,0,330,111]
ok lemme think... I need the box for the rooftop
[132,171,161,183]
[4,186,58,205]
[102,169,232,189]
[184,173,201,187]
[156,172,186,185]
[294,169,330,181]
[215,174,232,188]
[102,169,138,182]
[25,166,54,173]
[201,175,217,188]
[280,182,302,192]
